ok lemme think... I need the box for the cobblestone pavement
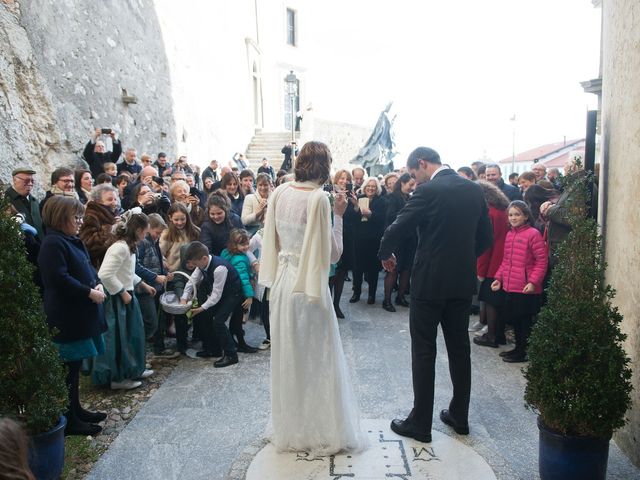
[87,290,640,480]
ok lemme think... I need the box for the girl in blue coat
[221,228,258,353]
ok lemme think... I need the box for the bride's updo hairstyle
[294,141,332,185]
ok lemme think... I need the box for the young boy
[135,214,178,358]
[103,162,118,182]
[180,241,243,368]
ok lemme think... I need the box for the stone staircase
[245,131,299,172]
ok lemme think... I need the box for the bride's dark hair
[294,141,332,185]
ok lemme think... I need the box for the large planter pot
[28,415,67,480]
[538,417,610,480]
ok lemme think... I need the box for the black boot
[349,291,361,303]
[334,303,345,319]
[65,412,102,436]
[76,407,107,423]
[382,300,396,312]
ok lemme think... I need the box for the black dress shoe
[395,296,410,307]
[77,409,107,423]
[390,419,432,443]
[473,333,498,348]
[334,305,345,319]
[65,420,102,436]
[214,355,238,368]
[440,409,469,435]
[382,301,396,312]
[499,348,518,357]
[237,344,258,353]
[367,296,375,305]
[349,293,360,303]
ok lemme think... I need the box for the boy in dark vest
[180,241,243,368]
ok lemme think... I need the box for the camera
[346,182,353,192]
[101,128,112,135]
[322,184,334,193]
[153,193,162,200]
[189,187,199,196]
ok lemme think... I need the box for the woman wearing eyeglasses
[39,167,78,213]
[38,196,108,436]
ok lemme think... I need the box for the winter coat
[494,224,548,294]
[79,201,117,269]
[477,205,509,279]
[136,234,166,289]
[38,229,106,342]
[199,213,243,256]
[220,249,254,298]
[83,139,122,180]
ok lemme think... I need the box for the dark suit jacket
[378,169,493,301]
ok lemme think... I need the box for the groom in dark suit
[379,147,493,442]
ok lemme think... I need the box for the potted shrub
[0,195,68,480]
[523,169,633,480]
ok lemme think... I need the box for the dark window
[286,8,296,46]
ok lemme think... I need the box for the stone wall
[601,0,640,467]
[0,0,175,190]
[303,116,372,171]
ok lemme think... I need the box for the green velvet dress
[91,293,146,385]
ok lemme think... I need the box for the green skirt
[91,293,146,385]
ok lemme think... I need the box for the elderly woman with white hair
[79,183,120,269]
[350,177,387,305]
[169,179,205,226]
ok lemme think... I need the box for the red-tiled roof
[543,147,586,168]
[499,139,584,164]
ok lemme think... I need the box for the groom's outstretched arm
[378,185,428,262]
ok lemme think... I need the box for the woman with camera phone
[328,169,358,319]
[129,182,171,220]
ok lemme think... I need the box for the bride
[259,141,367,455]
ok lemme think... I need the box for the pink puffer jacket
[495,224,548,294]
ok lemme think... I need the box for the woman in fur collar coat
[79,184,119,269]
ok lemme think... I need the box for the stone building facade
[0,0,368,189]
[599,0,640,466]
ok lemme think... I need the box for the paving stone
[88,296,640,480]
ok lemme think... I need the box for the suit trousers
[200,289,242,356]
[407,297,472,432]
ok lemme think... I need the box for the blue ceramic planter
[538,417,610,480]
[28,415,67,480]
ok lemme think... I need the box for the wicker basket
[159,271,193,315]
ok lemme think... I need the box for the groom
[379,147,492,442]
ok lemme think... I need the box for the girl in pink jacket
[492,201,548,363]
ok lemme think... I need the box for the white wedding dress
[261,182,367,456]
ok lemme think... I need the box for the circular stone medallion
[246,419,496,479]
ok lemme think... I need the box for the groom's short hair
[407,147,441,169]
[185,241,209,261]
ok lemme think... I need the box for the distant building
[498,139,585,176]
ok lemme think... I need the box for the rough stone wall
[601,0,640,467]
[0,2,67,193]
[0,0,175,190]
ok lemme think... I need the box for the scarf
[259,181,330,303]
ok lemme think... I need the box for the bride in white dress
[259,141,367,456]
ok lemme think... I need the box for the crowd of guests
[457,160,584,364]
[3,126,583,437]
[2,129,287,437]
